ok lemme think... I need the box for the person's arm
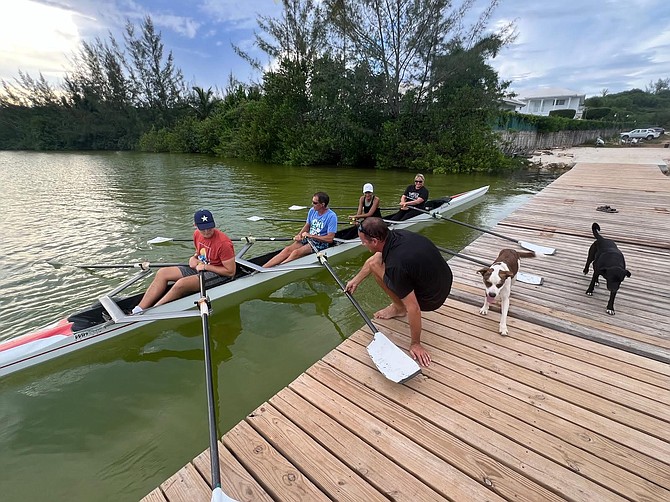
[361,196,380,217]
[350,196,365,219]
[197,256,236,277]
[401,290,431,366]
[345,262,372,294]
[296,222,310,240]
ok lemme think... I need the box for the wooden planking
[144,156,670,502]
[192,442,273,501]
[334,335,670,501]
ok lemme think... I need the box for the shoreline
[527,145,670,173]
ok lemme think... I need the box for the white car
[620,129,657,140]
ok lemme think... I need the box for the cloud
[199,0,282,29]
[490,0,670,96]
[0,0,83,81]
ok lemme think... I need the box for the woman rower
[350,183,382,220]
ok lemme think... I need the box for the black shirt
[382,229,452,311]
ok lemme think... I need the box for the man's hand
[409,342,431,367]
[345,279,358,294]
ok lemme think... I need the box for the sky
[1,0,669,99]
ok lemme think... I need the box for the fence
[497,129,619,155]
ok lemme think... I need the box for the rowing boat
[0,185,488,377]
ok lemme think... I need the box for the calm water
[0,151,559,501]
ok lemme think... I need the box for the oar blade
[518,241,555,256]
[288,205,309,211]
[147,236,173,244]
[516,272,543,285]
[367,332,421,383]
[247,216,264,221]
[211,486,240,502]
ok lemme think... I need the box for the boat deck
[143,151,670,502]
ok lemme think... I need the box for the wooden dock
[143,150,670,501]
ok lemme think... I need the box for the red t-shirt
[193,229,234,266]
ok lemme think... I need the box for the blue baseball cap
[194,209,216,230]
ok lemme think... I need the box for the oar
[78,262,188,269]
[148,236,295,245]
[307,240,421,383]
[247,216,348,225]
[288,204,399,211]
[411,207,556,255]
[196,271,240,502]
[437,246,543,285]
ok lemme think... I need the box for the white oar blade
[247,216,263,221]
[516,272,543,285]
[518,241,555,256]
[367,332,421,383]
[288,205,309,211]
[147,236,173,244]
[211,487,240,502]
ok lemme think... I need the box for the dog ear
[625,270,631,277]
[477,267,489,276]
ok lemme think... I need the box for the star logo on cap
[201,215,209,222]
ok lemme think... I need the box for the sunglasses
[312,200,321,205]
[414,180,424,183]
[357,222,372,238]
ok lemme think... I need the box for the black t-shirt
[402,185,429,210]
[382,229,452,311]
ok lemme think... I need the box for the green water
[0,151,559,501]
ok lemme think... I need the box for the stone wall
[498,129,619,155]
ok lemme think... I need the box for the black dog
[583,222,631,315]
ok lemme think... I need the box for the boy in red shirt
[132,209,235,313]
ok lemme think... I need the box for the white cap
[363,183,374,193]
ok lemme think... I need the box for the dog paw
[606,309,615,315]
[585,291,593,296]
[500,326,508,336]
[479,307,488,315]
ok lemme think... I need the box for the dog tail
[517,250,536,259]
[592,222,602,240]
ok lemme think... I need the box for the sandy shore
[528,145,670,171]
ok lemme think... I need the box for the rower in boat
[0,185,489,377]
[131,209,236,314]
[386,173,429,221]
[262,192,338,268]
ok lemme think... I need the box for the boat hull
[0,185,488,377]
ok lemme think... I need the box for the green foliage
[585,88,670,129]
[583,107,611,120]
[548,109,576,119]
[0,16,188,150]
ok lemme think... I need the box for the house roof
[518,87,585,99]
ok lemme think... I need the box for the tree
[190,86,219,120]
[124,16,187,115]
[323,0,513,118]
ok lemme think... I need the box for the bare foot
[374,303,407,319]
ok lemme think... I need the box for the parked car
[648,126,665,135]
[620,129,656,140]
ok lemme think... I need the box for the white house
[517,88,586,118]
[499,97,526,112]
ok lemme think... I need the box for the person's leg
[283,243,313,263]
[364,252,407,318]
[154,274,201,306]
[136,267,185,310]
[263,242,301,268]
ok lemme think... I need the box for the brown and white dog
[477,249,536,335]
